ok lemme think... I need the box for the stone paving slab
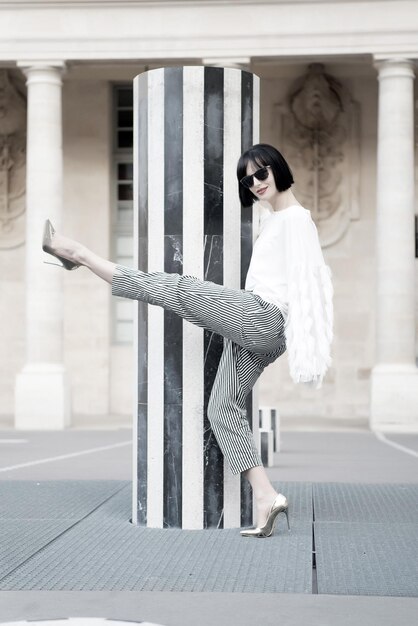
[2,480,418,596]
[0,481,127,520]
[2,592,418,626]
[313,483,418,523]
[0,481,127,582]
[0,520,77,580]
[314,521,418,597]
[0,484,313,593]
[271,480,312,522]
[384,434,418,454]
[268,432,418,484]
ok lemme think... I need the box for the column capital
[373,56,416,79]
[16,61,67,85]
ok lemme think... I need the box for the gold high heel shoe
[42,219,80,271]
[240,493,290,538]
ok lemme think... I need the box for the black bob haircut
[236,143,294,207]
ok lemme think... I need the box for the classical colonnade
[14,57,418,433]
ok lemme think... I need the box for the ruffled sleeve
[283,211,334,389]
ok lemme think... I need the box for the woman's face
[245,162,278,204]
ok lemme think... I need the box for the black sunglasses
[240,165,271,189]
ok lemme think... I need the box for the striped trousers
[111,265,286,474]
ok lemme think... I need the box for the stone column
[15,62,70,429]
[371,57,418,431]
[132,66,260,528]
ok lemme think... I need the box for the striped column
[132,66,260,529]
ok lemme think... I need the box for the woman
[42,143,333,538]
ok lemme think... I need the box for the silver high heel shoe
[240,493,290,538]
[42,219,80,271]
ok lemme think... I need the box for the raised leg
[46,230,287,529]
[111,264,286,355]
[45,233,286,356]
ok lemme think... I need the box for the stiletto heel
[42,219,80,271]
[240,493,290,538]
[284,507,290,531]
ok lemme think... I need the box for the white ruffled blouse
[245,204,333,389]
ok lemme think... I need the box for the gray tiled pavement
[0,485,312,593]
[0,425,418,625]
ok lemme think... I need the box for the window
[112,85,134,343]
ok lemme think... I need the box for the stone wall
[0,71,27,423]
[256,62,378,421]
[0,239,25,421]
[1,60,416,425]
[62,79,112,421]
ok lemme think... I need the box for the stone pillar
[371,57,418,431]
[132,66,260,528]
[15,62,70,429]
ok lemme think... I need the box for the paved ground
[0,423,417,625]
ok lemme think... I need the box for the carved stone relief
[0,70,26,249]
[276,63,361,247]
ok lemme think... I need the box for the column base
[15,363,71,430]
[370,364,418,432]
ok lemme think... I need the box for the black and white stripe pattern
[113,268,286,465]
[163,68,184,528]
[133,71,148,527]
[132,66,262,529]
[203,67,225,528]
[240,70,259,528]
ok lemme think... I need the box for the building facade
[0,0,417,429]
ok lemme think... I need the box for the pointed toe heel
[42,219,80,271]
[240,494,290,538]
